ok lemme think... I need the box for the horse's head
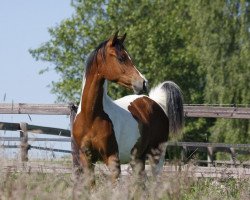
[97,32,148,94]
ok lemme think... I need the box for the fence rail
[0,136,70,142]
[0,103,73,115]
[184,106,250,119]
[0,121,70,136]
[1,103,250,119]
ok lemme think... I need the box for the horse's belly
[108,111,140,163]
[118,132,140,163]
[112,117,139,163]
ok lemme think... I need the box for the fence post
[69,104,80,170]
[181,146,188,164]
[230,147,236,167]
[20,122,29,162]
[207,146,214,167]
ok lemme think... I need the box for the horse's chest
[74,113,114,141]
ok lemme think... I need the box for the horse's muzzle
[132,79,148,94]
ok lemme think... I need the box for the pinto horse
[105,80,183,175]
[73,32,148,183]
[73,32,184,182]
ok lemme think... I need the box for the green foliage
[186,0,250,144]
[30,0,250,145]
[30,0,202,103]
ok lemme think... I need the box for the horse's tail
[149,81,184,135]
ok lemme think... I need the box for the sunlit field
[0,157,249,200]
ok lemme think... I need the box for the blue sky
[0,1,75,157]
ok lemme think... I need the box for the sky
[0,1,75,157]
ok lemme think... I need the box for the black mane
[85,40,108,77]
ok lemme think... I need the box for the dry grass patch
[0,158,249,200]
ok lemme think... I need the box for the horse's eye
[117,54,127,63]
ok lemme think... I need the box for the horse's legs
[71,138,82,177]
[149,143,167,176]
[130,147,147,192]
[106,154,121,183]
[79,146,96,187]
[101,134,121,182]
[130,147,146,176]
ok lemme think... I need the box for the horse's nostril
[143,80,148,93]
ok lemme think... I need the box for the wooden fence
[0,121,71,155]
[0,103,250,167]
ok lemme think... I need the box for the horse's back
[114,94,145,111]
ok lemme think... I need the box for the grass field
[0,158,249,200]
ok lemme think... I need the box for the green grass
[0,158,249,200]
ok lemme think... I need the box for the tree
[187,0,250,144]
[30,0,202,103]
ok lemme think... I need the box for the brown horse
[72,32,148,183]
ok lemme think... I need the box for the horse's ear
[112,31,119,46]
[120,33,127,44]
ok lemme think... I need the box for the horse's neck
[79,72,105,121]
[102,80,117,108]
